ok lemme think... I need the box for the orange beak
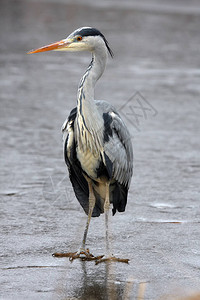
[27,39,70,54]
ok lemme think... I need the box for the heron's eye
[76,36,82,41]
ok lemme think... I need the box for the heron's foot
[95,255,129,265]
[52,249,104,262]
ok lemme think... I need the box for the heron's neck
[76,48,107,151]
[77,49,107,108]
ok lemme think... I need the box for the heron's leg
[104,182,111,254]
[80,179,96,251]
[67,179,103,261]
[66,179,96,260]
[53,179,104,261]
[95,182,129,265]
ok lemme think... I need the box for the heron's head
[27,27,113,57]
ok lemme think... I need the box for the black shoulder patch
[95,152,113,180]
[68,107,77,123]
[104,151,113,179]
[103,112,113,143]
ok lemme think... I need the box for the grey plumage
[62,99,133,216]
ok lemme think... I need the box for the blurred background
[1,0,200,299]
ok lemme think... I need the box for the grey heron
[28,27,133,263]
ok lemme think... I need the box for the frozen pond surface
[1,0,200,299]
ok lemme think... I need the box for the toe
[95,256,129,265]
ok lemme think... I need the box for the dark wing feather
[106,111,133,215]
[62,107,101,217]
[95,100,133,215]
